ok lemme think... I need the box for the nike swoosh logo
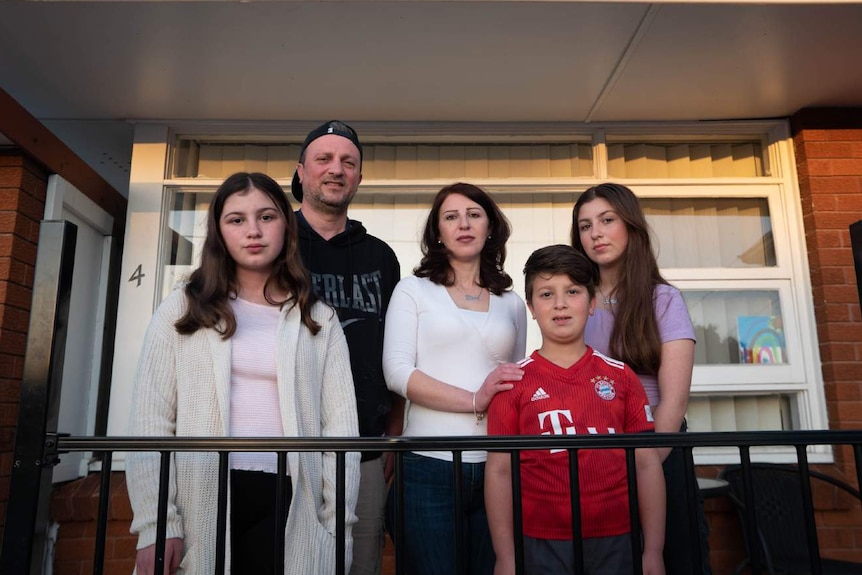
[340,318,364,329]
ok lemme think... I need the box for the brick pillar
[791,108,862,565]
[0,150,47,540]
[791,109,862,435]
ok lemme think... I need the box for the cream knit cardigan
[126,288,360,575]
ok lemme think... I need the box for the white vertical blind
[687,395,788,432]
[176,142,594,179]
[607,142,763,178]
[642,198,773,269]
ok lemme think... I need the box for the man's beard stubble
[306,185,357,217]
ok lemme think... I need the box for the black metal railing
[30,430,862,575]
[851,219,862,309]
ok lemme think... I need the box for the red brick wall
[0,150,47,541]
[50,473,136,575]
[792,109,862,438]
[790,107,862,565]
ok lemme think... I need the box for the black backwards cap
[291,120,363,202]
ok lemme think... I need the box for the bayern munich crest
[593,376,616,400]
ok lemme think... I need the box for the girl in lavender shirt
[572,183,710,575]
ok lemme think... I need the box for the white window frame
[108,120,827,466]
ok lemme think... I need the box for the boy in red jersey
[485,245,665,575]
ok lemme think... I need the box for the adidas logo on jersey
[531,387,550,402]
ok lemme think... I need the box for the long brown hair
[571,183,667,375]
[175,172,320,338]
[414,182,513,295]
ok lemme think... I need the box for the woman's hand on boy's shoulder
[492,362,525,384]
[475,363,524,412]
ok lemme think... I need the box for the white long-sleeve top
[383,275,527,463]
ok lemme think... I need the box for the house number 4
[128,264,145,287]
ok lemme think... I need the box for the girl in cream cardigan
[126,172,360,575]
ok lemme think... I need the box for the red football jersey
[487,348,654,539]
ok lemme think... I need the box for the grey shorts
[524,533,633,575]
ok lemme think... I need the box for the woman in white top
[383,182,527,575]
[126,172,360,575]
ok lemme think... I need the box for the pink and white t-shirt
[228,297,285,474]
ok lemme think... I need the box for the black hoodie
[296,211,401,447]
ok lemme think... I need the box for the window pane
[606,142,764,178]
[642,197,775,268]
[687,394,795,432]
[160,188,214,301]
[682,290,786,365]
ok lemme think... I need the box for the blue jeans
[388,452,494,575]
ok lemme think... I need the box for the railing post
[851,220,862,310]
[0,221,76,575]
[795,446,823,575]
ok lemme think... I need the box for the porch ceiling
[1,1,861,191]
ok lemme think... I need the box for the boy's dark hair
[523,244,596,302]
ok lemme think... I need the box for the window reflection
[642,198,775,268]
[682,290,785,365]
[161,189,214,301]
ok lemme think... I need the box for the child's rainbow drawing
[738,315,786,364]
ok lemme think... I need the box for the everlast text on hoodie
[295,211,401,449]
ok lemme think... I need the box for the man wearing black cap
[293,121,402,575]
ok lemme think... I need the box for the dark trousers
[663,442,712,575]
[230,469,292,575]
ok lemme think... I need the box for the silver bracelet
[472,392,486,424]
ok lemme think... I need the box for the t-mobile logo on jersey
[538,410,616,454]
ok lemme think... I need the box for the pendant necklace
[455,283,483,301]
[599,287,617,307]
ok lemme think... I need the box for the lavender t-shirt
[584,283,696,406]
